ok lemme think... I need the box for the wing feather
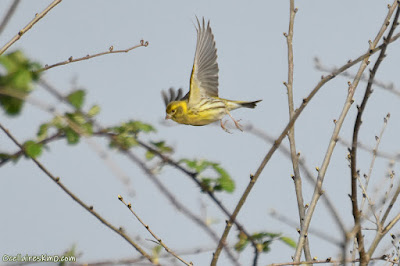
[188,17,219,104]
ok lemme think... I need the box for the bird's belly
[180,109,226,126]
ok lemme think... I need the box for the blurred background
[1,0,399,265]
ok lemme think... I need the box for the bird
[163,17,261,132]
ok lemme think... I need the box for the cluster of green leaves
[145,141,173,160]
[108,121,156,150]
[0,50,41,115]
[180,159,235,193]
[235,231,296,253]
[23,89,100,158]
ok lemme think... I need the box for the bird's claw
[220,120,232,134]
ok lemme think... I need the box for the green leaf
[67,90,85,109]
[107,121,155,150]
[109,133,138,150]
[23,140,43,158]
[51,116,65,129]
[66,112,86,124]
[37,123,49,141]
[213,164,235,192]
[180,159,234,193]
[80,122,93,135]
[280,236,296,248]
[88,104,100,117]
[0,51,41,116]
[64,128,80,144]
[145,150,155,160]
[124,121,155,134]
[0,93,26,115]
[234,231,249,252]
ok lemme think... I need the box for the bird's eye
[171,109,176,113]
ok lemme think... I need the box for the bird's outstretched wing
[162,88,188,107]
[188,17,219,104]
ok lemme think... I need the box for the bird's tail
[237,100,262,109]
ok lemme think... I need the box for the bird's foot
[220,120,232,134]
[227,112,243,131]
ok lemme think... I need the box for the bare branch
[0,0,21,35]
[212,3,400,262]
[267,255,397,266]
[0,0,62,56]
[118,195,193,266]
[37,40,149,72]
[0,123,157,265]
[315,59,400,98]
[283,1,311,260]
[350,4,400,263]
[294,1,400,262]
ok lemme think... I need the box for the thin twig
[338,137,400,163]
[283,1,311,261]
[244,123,347,236]
[315,58,400,98]
[71,246,223,266]
[269,209,342,247]
[368,183,400,258]
[0,0,21,35]
[293,1,399,262]
[211,6,400,263]
[0,127,241,265]
[37,40,149,72]
[39,79,242,265]
[0,0,62,56]
[360,113,390,215]
[356,174,379,224]
[38,80,251,253]
[0,123,157,265]
[16,75,242,264]
[118,195,193,266]
[350,4,400,263]
[135,138,257,254]
[267,255,397,266]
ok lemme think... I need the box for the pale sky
[1,0,400,265]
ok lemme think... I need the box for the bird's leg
[220,119,231,134]
[226,111,243,131]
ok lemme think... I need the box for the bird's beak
[165,114,171,120]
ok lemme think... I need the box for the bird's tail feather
[238,100,262,109]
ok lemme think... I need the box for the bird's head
[165,101,187,121]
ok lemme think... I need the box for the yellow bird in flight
[163,17,261,132]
